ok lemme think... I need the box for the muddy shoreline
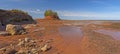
[0,20,120,54]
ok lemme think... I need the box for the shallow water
[94,29,120,40]
[59,26,83,41]
[58,26,83,54]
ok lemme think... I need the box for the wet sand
[58,26,83,54]
[94,29,120,40]
[0,19,120,54]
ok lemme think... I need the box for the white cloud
[23,9,43,14]
[56,10,120,18]
[17,9,120,19]
[91,0,111,6]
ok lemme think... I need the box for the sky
[0,0,120,20]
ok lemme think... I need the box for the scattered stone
[5,49,17,54]
[39,40,44,42]
[17,40,25,47]
[10,44,15,49]
[33,27,45,32]
[20,30,27,35]
[24,24,37,29]
[39,27,45,30]
[31,48,39,54]
[0,47,6,52]
[24,37,31,42]
[40,44,51,52]
[30,40,36,43]
[16,49,30,54]
[0,38,53,54]
[6,24,26,35]
[46,39,53,43]
[18,39,22,42]
[16,49,25,54]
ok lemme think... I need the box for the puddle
[59,26,83,45]
[59,26,83,41]
[58,26,83,54]
[94,29,120,40]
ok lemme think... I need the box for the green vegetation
[44,10,59,18]
[9,9,28,14]
[44,10,53,16]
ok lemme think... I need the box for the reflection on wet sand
[59,26,83,44]
[58,26,83,54]
[94,29,120,40]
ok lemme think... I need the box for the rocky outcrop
[45,16,60,20]
[0,9,35,26]
[44,10,60,20]
[6,24,26,35]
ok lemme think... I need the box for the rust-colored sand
[0,19,120,54]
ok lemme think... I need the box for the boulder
[6,24,26,35]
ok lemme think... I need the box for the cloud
[23,9,43,14]
[91,0,111,6]
[13,9,120,20]
[56,10,120,18]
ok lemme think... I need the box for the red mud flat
[0,19,120,54]
[94,29,120,40]
[55,25,120,54]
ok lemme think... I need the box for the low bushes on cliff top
[44,10,60,19]
[9,9,28,14]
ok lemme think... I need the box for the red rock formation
[44,16,60,20]
[44,10,60,20]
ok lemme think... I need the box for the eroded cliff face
[44,16,60,20]
[0,9,35,26]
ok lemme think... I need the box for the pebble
[0,38,53,54]
[25,37,31,42]
[17,40,25,46]
[40,44,51,52]
[46,39,53,43]
[0,47,6,52]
